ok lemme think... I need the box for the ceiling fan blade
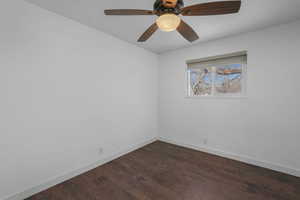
[177,20,199,42]
[104,9,154,15]
[138,23,158,42]
[181,1,241,16]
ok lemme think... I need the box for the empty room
[1,0,300,199]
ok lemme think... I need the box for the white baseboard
[3,137,157,200]
[159,137,300,178]
[4,137,299,200]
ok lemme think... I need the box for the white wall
[0,0,158,199]
[158,20,300,176]
[2,0,300,198]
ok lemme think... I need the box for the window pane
[215,64,242,95]
[188,67,213,96]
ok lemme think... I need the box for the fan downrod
[154,0,184,15]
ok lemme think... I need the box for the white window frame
[185,51,247,99]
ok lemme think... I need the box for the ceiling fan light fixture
[156,13,181,32]
[105,0,242,42]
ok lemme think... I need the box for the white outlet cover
[98,148,103,155]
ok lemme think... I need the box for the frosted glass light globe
[156,14,181,32]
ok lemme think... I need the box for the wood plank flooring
[27,141,300,200]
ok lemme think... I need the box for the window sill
[185,96,248,100]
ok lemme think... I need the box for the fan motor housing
[154,0,184,15]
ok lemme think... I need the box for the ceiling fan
[104,0,241,42]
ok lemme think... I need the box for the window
[186,51,247,98]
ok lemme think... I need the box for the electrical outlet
[98,147,103,155]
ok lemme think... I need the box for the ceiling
[25,0,300,54]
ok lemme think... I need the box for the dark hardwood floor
[27,141,300,200]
